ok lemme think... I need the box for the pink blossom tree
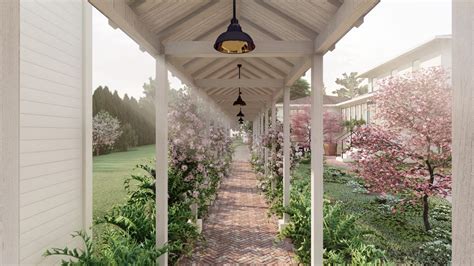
[323,111,343,144]
[291,107,311,149]
[351,67,452,231]
[93,111,122,156]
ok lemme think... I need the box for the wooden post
[311,54,324,265]
[260,111,264,159]
[452,1,474,264]
[155,55,169,265]
[281,86,291,226]
[82,0,93,237]
[264,105,269,176]
[0,0,20,263]
[271,100,277,190]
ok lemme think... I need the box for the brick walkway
[180,145,296,265]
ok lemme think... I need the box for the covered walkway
[181,145,296,265]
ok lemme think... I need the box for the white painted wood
[314,0,379,53]
[155,55,169,265]
[82,0,93,236]
[452,1,474,264]
[88,0,160,56]
[196,78,284,89]
[311,54,324,265]
[282,86,291,224]
[264,105,269,176]
[0,0,20,263]
[17,0,86,263]
[165,41,314,58]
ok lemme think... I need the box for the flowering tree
[291,107,311,149]
[93,111,122,156]
[323,111,342,144]
[351,67,452,231]
[168,89,233,207]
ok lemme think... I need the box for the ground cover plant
[45,88,233,265]
[280,161,452,265]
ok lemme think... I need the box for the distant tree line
[93,80,155,154]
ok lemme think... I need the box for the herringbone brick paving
[180,145,297,265]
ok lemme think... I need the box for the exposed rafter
[165,41,314,58]
[89,0,160,55]
[196,79,284,89]
[314,0,379,53]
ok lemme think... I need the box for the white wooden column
[1,1,20,263]
[260,111,264,158]
[282,86,291,225]
[155,55,169,265]
[271,100,277,189]
[452,1,474,263]
[271,100,277,127]
[264,105,269,176]
[311,54,324,265]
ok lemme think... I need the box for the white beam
[89,0,161,56]
[165,41,314,58]
[452,1,474,264]
[282,86,291,225]
[155,55,168,265]
[196,79,284,89]
[311,54,324,265]
[314,0,379,53]
[285,57,312,87]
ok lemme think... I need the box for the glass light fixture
[214,0,255,54]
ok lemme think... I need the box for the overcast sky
[92,0,452,99]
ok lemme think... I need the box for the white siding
[19,0,85,264]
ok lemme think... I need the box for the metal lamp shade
[236,109,245,117]
[238,117,244,123]
[214,19,255,54]
[233,94,246,106]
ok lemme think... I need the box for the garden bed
[286,161,452,264]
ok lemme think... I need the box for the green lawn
[93,145,155,219]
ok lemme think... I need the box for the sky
[92,0,452,99]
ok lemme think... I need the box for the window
[362,103,368,122]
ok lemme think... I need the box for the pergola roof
[90,0,379,124]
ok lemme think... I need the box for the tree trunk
[422,193,431,231]
[423,158,435,231]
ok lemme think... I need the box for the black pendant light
[233,64,246,106]
[214,0,255,54]
[238,117,244,124]
[236,107,245,117]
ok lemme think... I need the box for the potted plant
[323,111,343,156]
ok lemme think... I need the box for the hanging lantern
[236,107,245,117]
[233,64,246,106]
[214,0,255,54]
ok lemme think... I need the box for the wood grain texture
[0,0,20,264]
[452,1,474,264]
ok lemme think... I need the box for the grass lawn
[292,161,451,263]
[93,145,155,219]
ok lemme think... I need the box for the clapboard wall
[1,0,91,264]
[19,0,89,263]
